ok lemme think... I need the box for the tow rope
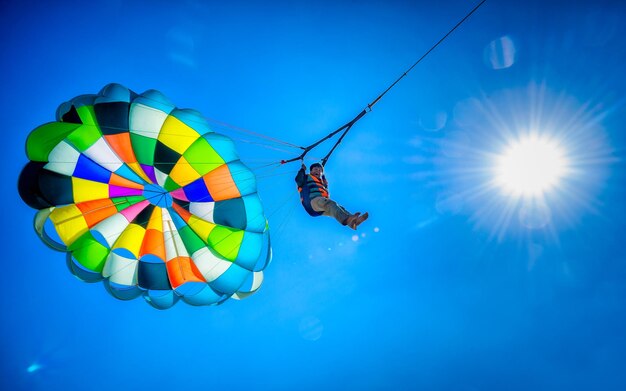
[281,0,487,166]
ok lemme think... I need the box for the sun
[495,135,567,197]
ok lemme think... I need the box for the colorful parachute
[18,83,271,309]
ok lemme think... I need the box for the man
[295,162,368,229]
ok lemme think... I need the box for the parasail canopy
[18,83,271,309]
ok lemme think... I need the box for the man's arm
[295,164,307,187]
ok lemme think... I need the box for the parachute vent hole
[61,105,82,124]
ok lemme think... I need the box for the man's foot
[353,212,369,229]
[345,213,361,229]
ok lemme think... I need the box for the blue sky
[1,1,626,390]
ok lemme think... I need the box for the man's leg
[310,197,352,225]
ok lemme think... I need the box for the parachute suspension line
[281,0,487,166]
[267,195,299,246]
[69,93,301,156]
[106,90,302,151]
[230,139,298,155]
[203,116,302,150]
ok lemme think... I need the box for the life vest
[298,174,328,217]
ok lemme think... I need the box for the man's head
[310,162,323,177]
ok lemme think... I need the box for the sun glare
[496,135,566,196]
